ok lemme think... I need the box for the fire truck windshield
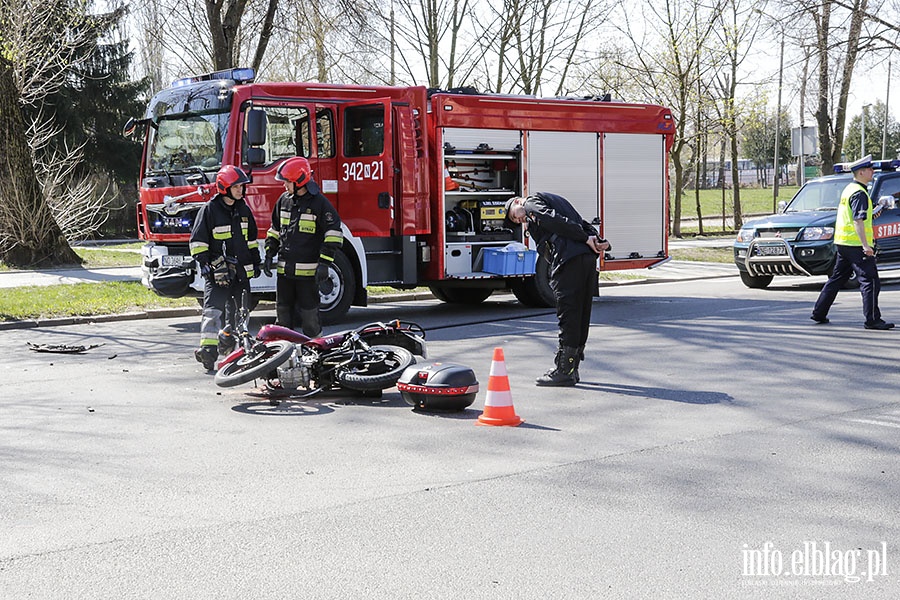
[146,111,229,175]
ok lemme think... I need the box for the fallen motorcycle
[214,316,427,400]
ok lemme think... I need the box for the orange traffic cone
[444,168,460,191]
[477,347,523,427]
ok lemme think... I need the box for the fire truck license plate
[161,255,187,267]
[758,246,786,256]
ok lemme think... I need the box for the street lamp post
[883,60,891,160]
[773,32,784,213]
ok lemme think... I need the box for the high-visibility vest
[834,181,873,247]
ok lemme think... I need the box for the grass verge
[0,282,197,322]
[669,246,733,263]
[680,186,798,219]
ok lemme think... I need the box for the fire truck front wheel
[509,258,555,308]
[319,250,356,325]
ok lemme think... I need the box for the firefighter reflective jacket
[835,181,874,247]
[189,194,260,278]
[265,189,343,278]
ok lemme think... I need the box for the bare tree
[710,0,763,229]
[611,0,722,237]
[131,0,282,87]
[0,56,80,267]
[386,0,476,87]
[264,0,371,83]
[476,0,605,95]
[204,0,279,71]
[0,0,94,266]
[794,0,870,173]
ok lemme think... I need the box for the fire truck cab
[126,68,674,324]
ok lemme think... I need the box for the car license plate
[758,245,786,256]
[161,255,187,267]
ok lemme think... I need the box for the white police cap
[848,154,873,171]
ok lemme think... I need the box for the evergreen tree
[38,5,149,183]
[21,4,150,238]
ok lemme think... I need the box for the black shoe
[535,369,577,387]
[864,321,893,330]
[810,315,830,324]
[194,347,217,370]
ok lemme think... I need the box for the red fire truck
[125,68,675,323]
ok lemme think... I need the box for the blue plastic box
[482,247,537,275]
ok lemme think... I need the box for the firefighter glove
[316,262,329,283]
[263,254,274,277]
[252,265,261,279]
[199,262,212,281]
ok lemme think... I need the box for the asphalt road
[1,277,898,599]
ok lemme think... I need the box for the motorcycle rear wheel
[215,340,294,388]
[337,345,415,391]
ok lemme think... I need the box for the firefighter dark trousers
[276,275,322,337]
[550,252,597,349]
[813,245,882,325]
[199,277,250,350]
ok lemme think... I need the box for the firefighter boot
[535,347,580,387]
[217,326,236,356]
[194,346,218,371]
[300,308,322,338]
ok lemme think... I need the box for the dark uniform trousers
[201,276,251,347]
[276,275,321,337]
[550,252,598,349]
[813,245,882,325]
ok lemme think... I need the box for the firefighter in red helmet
[189,165,262,371]
[264,157,343,336]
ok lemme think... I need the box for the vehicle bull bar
[746,238,812,277]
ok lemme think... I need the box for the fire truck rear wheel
[319,250,355,325]
[428,285,493,304]
[509,258,554,308]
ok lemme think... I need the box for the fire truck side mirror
[123,117,147,138]
[246,109,267,147]
[246,147,266,166]
[122,117,136,137]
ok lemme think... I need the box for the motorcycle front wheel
[337,345,415,392]
[214,340,294,388]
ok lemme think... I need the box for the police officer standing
[811,155,894,330]
[264,157,343,337]
[506,193,610,386]
[190,165,262,371]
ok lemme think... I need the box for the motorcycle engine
[276,352,314,390]
[277,346,321,390]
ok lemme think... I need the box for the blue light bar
[833,159,900,173]
[171,68,256,88]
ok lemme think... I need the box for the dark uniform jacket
[522,192,599,273]
[265,189,343,278]
[189,195,260,279]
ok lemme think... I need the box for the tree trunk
[0,56,80,267]
[251,0,279,75]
